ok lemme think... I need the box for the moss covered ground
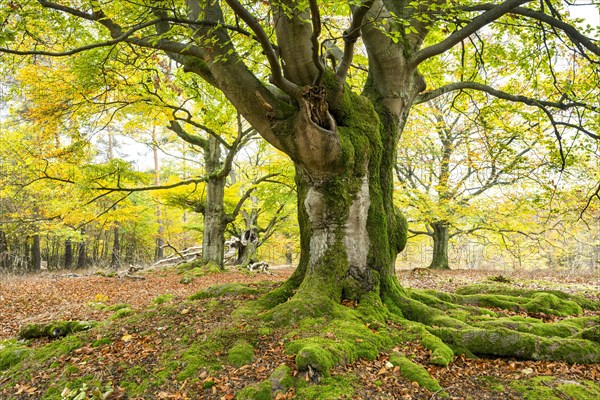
[0,267,599,399]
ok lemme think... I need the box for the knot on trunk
[301,85,334,131]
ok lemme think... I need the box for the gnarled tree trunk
[276,85,412,306]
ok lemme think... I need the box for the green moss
[284,305,393,375]
[33,335,83,363]
[511,376,566,400]
[0,340,30,371]
[257,327,272,336]
[120,365,152,396]
[559,380,600,399]
[64,364,80,376]
[416,287,585,317]
[456,283,600,311]
[176,327,247,380]
[177,260,222,276]
[525,293,582,316]
[228,341,254,367]
[294,374,356,399]
[153,294,175,304]
[92,337,112,347]
[269,364,293,393]
[106,303,131,312]
[389,353,442,392]
[88,301,108,310]
[294,343,337,374]
[575,325,600,342]
[478,314,600,341]
[431,326,600,363]
[419,330,454,366]
[190,283,259,300]
[267,292,340,327]
[109,307,135,319]
[236,380,272,400]
[18,320,97,339]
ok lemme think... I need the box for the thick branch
[168,120,210,149]
[308,0,325,85]
[335,0,375,88]
[224,0,299,97]
[414,81,594,111]
[257,203,287,246]
[90,177,209,193]
[409,0,533,67]
[462,4,600,57]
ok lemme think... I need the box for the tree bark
[64,238,73,269]
[428,222,450,270]
[153,128,165,260]
[0,230,8,270]
[31,234,41,272]
[280,86,409,305]
[201,136,227,268]
[77,236,86,269]
[110,226,120,270]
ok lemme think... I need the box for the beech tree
[396,94,550,269]
[2,0,599,371]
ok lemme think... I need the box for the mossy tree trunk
[202,175,227,268]
[428,222,450,270]
[277,81,415,306]
[168,120,254,270]
[201,136,228,269]
[202,147,226,269]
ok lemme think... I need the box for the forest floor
[0,265,599,399]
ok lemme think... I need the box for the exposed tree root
[208,275,599,396]
[189,277,599,396]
